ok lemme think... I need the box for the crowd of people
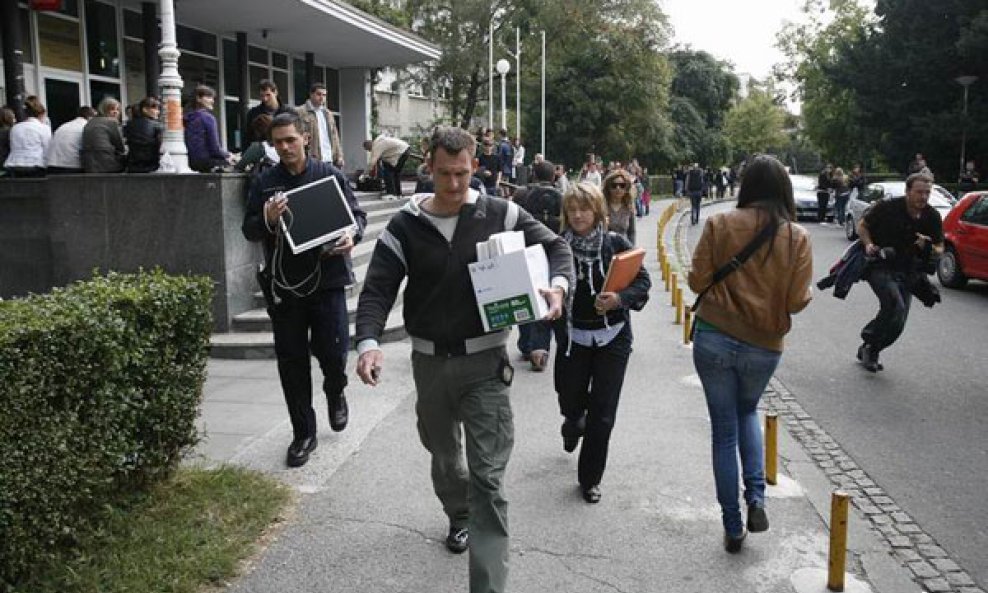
[0,78,348,178]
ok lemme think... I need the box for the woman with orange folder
[553,182,651,503]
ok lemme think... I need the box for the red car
[938,191,988,288]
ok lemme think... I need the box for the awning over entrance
[172,0,440,68]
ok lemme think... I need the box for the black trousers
[553,323,632,488]
[861,267,912,354]
[380,149,411,196]
[270,288,349,439]
[817,191,830,222]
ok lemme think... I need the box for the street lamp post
[496,58,510,131]
[955,75,978,177]
[158,0,190,172]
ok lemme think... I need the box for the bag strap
[691,221,778,311]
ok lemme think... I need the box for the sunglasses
[611,183,628,189]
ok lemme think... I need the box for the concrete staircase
[209,190,409,359]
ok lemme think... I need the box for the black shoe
[724,530,747,554]
[286,435,318,467]
[328,392,349,432]
[582,485,601,504]
[747,505,769,533]
[445,526,468,554]
[561,416,585,453]
[858,343,883,372]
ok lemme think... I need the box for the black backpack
[686,169,704,191]
[517,185,562,232]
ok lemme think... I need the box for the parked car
[938,191,988,288]
[792,174,834,221]
[844,181,954,240]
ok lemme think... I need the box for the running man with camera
[855,172,943,372]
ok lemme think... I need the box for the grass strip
[20,465,291,593]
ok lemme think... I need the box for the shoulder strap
[693,222,778,308]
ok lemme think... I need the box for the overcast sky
[660,0,807,81]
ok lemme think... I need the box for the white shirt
[370,136,410,167]
[4,118,51,168]
[47,117,88,169]
[315,109,333,162]
[513,145,525,166]
[584,170,602,187]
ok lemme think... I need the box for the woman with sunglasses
[554,182,650,504]
[688,154,812,553]
[602,169,637,245]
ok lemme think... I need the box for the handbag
[689,222,778,340]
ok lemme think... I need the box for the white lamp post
[158,0,190,173]
[496,58,510,131]
[955,75,978,176]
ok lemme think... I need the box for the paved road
[681,200,988,590]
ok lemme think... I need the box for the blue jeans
[692,327,781,537]
[516,320,552,356]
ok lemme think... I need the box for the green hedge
[0,270,213,587]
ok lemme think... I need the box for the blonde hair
[560,182,608,232]
[602,168,636,209]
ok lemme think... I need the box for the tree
[663,49,738,168]
[723,86,787,157]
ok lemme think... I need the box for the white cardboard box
[468,244,550,332]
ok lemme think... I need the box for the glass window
[124,39,147,107]
[38,13,82,72]
[272,52,288,70]
[249,65,268,100]
[326,68,339,112]
[293,58,307,105]
[961,197,988,225]
[248,45,267,65]
[59,0,80,17]
[123,9,143,40]
[176,24,216,56]
[179,53,219,96]
[86,1,119,77]
[225,98,241,151]
[222,38,241,97]
[90,80,120,108]
[273,70,288,104]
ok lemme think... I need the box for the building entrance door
[43,77,82,131]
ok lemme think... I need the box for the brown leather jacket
[688,207,813,352]
[296,102,343,167]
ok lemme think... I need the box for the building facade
[0,0,440,171]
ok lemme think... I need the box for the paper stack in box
[468,231,550,332]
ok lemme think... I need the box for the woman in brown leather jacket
[688,155,813,553]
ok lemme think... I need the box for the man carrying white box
[355,126,573,593]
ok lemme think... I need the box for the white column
[157,0,190,172]
[340,68,372,172]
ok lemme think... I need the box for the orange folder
[602,247,646,293]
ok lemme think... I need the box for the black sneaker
[857,343,883,372]
[286,436,318,468]
[445,526,468,554]
[747,505,769,533]
[724,530,747,554]
[582,485,601,504]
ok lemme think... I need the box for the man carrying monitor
[242,113,368,468]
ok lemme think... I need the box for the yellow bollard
[827,491,850,592]
[664,264,671,291]
[674,288,683,324]
[670,272,678,304]
[765,413,778,485]
[683,306,692,343]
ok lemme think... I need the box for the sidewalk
[190,199,919,593]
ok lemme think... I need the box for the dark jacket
[817,239,941,307]
[81,116,125,173]
[566,231,650,331]
[242,159,367,295]
[355,192,574,347]
[244,102,294,146]
[124,116,163,173]
[183,108,229,167]
[513,183,562,233]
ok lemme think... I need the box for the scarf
[562,224,609,355]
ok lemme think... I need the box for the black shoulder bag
[689,222,777,340]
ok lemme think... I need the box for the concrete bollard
[828,491,850,592]
[765,413,778,485]
[674,289,683,324]
[683,306,692,343]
